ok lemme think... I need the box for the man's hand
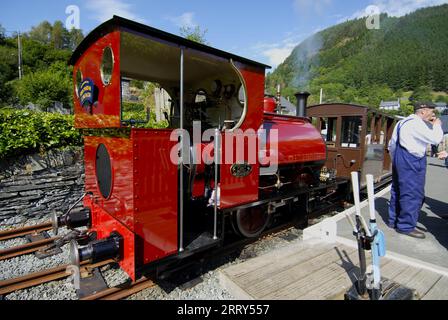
[432,118,442,126]
[438,151,448,160]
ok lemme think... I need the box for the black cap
[413,101,436,112]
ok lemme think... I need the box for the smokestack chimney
[295,92,311,117]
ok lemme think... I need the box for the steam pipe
[294,92,311,117]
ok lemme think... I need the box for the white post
[320,88,323,104]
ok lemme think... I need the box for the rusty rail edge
[0,222,53,241]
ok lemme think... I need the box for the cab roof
[69,15,271,70]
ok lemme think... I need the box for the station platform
[219,157,448,300]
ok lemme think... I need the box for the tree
[67,28,84,51]
[180,26,209,45]
[28,21,53,44]
[410,85,432,102]
[14,68,72,110]
[51,21,66,49]
[0,24,5,44]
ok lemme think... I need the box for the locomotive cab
[69,16,270,280]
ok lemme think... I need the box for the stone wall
[0,147,85,223]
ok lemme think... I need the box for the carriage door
[383,117,395,171]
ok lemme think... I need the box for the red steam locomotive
[61,16,348,281]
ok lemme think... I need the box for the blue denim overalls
[388,119,427,232]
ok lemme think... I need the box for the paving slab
[219,157,448,300]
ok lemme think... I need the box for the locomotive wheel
[232,205,271,238]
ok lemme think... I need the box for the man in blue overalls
[388,102,443,238]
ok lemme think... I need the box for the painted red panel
[220,131,260,209]
[236,62,264,131]
[83,135,135,230]
[73,31,121,128]
[261,114,327,165]
[219,62,264,209]
[132,129,178,264]
[84,196,136,281]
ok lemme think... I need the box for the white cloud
[253,33,305,69]
[85,0,146,24]
[263,47,296,67]
[167,12,197,29]
[338,0,448,23]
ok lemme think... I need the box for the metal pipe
[213,128,220,240]
[294,92,311,117]
[179,48,185,252]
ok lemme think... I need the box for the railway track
[0,260,114,297]
[81,277,156,300]
[0,221,61,261]
[0,236,60,261]
[0,222,53,241]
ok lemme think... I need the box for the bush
[13,67,72,111]
[0,109,82,160]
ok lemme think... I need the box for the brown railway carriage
[308,103,397,186]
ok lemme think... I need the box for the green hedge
[0,109,82,160]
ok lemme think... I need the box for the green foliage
[13,66,72,110]
[180,26,209,45]
[0,109,82,160]
[267,4,448,115]
[0,24,5,44]
[28,21,53,44]
[28,20,84,50]
[122,101,169,129]
[0,20,82,107]
[410,85,432,101]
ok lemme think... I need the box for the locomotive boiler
[61,16,347,281]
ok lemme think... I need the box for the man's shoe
[438,214,448,220]
[396,229,426,239]
[415,226,428,232]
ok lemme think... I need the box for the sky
[1,0,447,69]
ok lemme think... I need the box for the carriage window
[320,117,337,147]
[341,116,362,148]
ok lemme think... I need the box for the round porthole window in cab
[96,144,113,199]
[101,47,114,86]
[75,69,83,97]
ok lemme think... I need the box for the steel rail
[0,236,60,261]
[0,260,114,296]
[81,277,156,300]
[0,222,53,241]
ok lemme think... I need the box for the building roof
[69,15,271,70]
[380,100,400,107]
[279,97,296,114]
